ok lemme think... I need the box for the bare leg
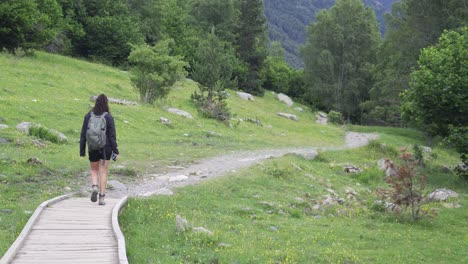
[99,160,110,194]
[90,161,99,186]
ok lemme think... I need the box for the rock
[193,227,213,236]
[295,197,305,203]
[166,108,193,119]
[0,124,8,129]
[31,139,46,148]
[343,165,361,174]
[1,209,12,214]
[277,93,293,106]
[27,157,43,165]
[454,162,468,177]
[372,200,401,213]
[270,226,278,232]
[277,112,298,121]
[294,107,303,112]
[64,186,71,191]
[16,122,35,134]
[176,215,190,233]
[207,131,222,137]
[24,210,32,215]
[0,138,9,144]
[377,159,387,171]
[169,175,188,182]
[236,92,255,101]
[160,117,171,124]
[420,146,432,155]
[315,112,327,124]
[427,189,458,202]
[321,195,336,206]
[294,150,318,161]
[217,243,232,248]
[49,129,68,143]
[258,201,274,207]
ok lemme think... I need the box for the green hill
[0,52,465,262]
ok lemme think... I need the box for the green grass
[120,129,467,263]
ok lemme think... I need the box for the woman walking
[80,94,119,205]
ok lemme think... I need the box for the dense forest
[264,0,397,68]
[0,0,467,162]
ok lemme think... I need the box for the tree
[363,0,468,125]
[302,0,380,121]
[129,39,188,104]
[235,0,267,96]
[401,28,467,138]
[0,0,61,53]
[191,30,237,121]
[262,42,293,94]
[190,0,239,43]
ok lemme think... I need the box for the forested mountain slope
[264,0,397,68]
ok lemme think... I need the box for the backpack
[86,112,108,151]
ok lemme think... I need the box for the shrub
[29,126,60,143]
[328,110,344,125]
[385,148,428,220]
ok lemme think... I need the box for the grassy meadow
[0,52,466,262]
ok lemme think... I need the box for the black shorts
[88,147,112,162]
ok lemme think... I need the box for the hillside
[0,52,465,262]
[264,0,397,68]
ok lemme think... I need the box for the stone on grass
[427,189,458,202]
[277,93,293,106]
[16,122,35,134]
[27,157,43,165]
[160,117,171,124]
[166,108,193,119]
[236,92,254,101]
[294,107,303,112]
[270,226,278,232]
[0,124,8,130]
[207,131,222,137]
[258,201,274,207]
[1,138,9,144]
[315,112,328,125]
[32,139,46,148]
[277,112,298,121]
[176,215,190,233]
[193,227,213,236]
[343,165,361,174]
[294,150,318,161]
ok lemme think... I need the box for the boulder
[277,112,298,121]
[160,117,171,124]
[27,157,43,165]
[343,165,362,174]
[236,92,254,101]
[175,215,190,233]
[315,112,327,124]
[166,108,193,119]
[277,93,293,106]
[16,122,35,134]
[49,129,68,143]
[193,227,213,236]
[294,150,318,160]
[0,124,8,130]
[427,189,458,202]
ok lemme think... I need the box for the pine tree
[235,0,267,96]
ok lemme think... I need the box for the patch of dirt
[104,132,379,198]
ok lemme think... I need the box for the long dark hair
[92,94,110,115]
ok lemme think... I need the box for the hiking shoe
[99,193,106,205]
[91,185,98,202]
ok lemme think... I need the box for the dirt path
[104,132,378,198]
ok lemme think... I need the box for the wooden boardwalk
[0,196,129,264]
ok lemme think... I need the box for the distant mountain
[264,0,398,68]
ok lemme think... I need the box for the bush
[328,110,344,125]
[385,148,429,220]
[29,126,60,144]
